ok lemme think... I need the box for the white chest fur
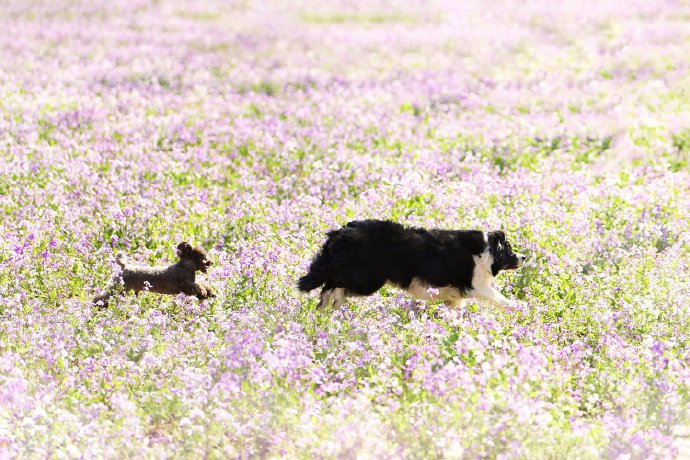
[469,249,509,306]
[471,250,495,290]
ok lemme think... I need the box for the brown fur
[92,242,214,307]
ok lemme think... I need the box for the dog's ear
[488,230,506,246]
[177,241,192,257]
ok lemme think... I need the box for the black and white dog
[298,219,525,309]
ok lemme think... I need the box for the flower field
[2,0,690,457]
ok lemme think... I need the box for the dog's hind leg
[405,278,434,301]
[331,288,346,309]
[316,278,339,309]
[317,288,334,309]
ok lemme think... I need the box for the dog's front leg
[471,286,509,307]
[181,281,200,298]
[196,282,215,300]
[444,298,466,309]
[183,281,214,300]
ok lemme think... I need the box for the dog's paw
[196,282,215,300]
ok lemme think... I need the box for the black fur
[298,219,523,303]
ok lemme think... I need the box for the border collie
[298,219,525,309]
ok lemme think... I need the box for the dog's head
[177,242,213,273]
[488,231,526,276]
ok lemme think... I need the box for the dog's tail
[92,289,111,308]
[297,245,331,292]
[297,271,325,292]
[92,253,126,308]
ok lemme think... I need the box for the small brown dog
[92,242,214,307]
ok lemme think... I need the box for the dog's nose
[518,254,527,262]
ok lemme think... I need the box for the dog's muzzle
[506,253,527,270]
[515,253,527,268]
